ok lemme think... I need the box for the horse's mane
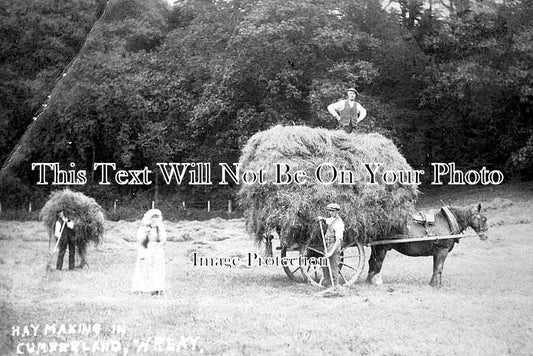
[449,205,474,230]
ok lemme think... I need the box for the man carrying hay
[55,210,76,270]
[318,203,345,287]
[327,88,367,133]
[40,189,105,271]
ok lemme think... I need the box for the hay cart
[274,228,366,288]
[238,125,420,288]
[276,229,473,288]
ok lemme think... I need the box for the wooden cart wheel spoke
[286,265,301,276]
[342,250,361,257]
[341,255,361,264]
[339,270,348,284]
[305,246,325,256]
[341,241,356,250]
[291,266,301,274]
[339,262,356,270]
[300,262,323,285]
[300,239,365,288]
[281,246,306,283]
[301,238,366,287]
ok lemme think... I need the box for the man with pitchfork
[55,210,76,270]
[317,203,345,288]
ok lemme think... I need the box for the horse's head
[469,203,488,241]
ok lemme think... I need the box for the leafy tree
[2,0,532,207]
[416,1,532,171]
[0,0,99,167]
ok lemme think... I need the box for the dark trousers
[56,231,75,270]
[322,240,341,286]
[342,123,353,134]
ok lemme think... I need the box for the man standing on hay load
[327,88,367,133]
[318,203,345,288]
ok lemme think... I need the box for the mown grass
[0,207,242,224]
[1,184,533,355]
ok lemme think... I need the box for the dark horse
[367,203,488,287]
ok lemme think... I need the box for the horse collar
[441,206,462,234]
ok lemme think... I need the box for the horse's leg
[367,246,387,285]
[366,247,377,283]
[430,247,449,287]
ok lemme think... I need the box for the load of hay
[40,189,105,248]
[238,125,419,246]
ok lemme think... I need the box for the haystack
[40,189,105,247]
[238,125,419,246]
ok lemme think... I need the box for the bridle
[472,211,488,233]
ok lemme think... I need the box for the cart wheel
[338,239,365,286]
[281,247,306,283]
[301,239,365,288]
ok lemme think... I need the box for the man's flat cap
[326,203,341,211]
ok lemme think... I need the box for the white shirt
[327,100,367,122]
[54,219,74,238]
[325,216,345,242]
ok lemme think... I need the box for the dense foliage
[0,0,102,165]
[0,0,531,207]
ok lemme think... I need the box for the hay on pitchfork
[40,189,105,248]
[238,125,419,246]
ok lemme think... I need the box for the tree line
[0,0,532,207]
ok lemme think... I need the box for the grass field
[1,182,533,355]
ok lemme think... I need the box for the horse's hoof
[370,274,383,286]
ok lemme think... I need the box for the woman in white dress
[132,209,167,295]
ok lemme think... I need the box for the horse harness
[412,206,461,246]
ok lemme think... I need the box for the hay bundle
[238,125,419,246]
[40,189,105,247]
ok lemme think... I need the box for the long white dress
[132,224,166,293]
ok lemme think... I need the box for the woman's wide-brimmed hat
[141,208,163,225]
